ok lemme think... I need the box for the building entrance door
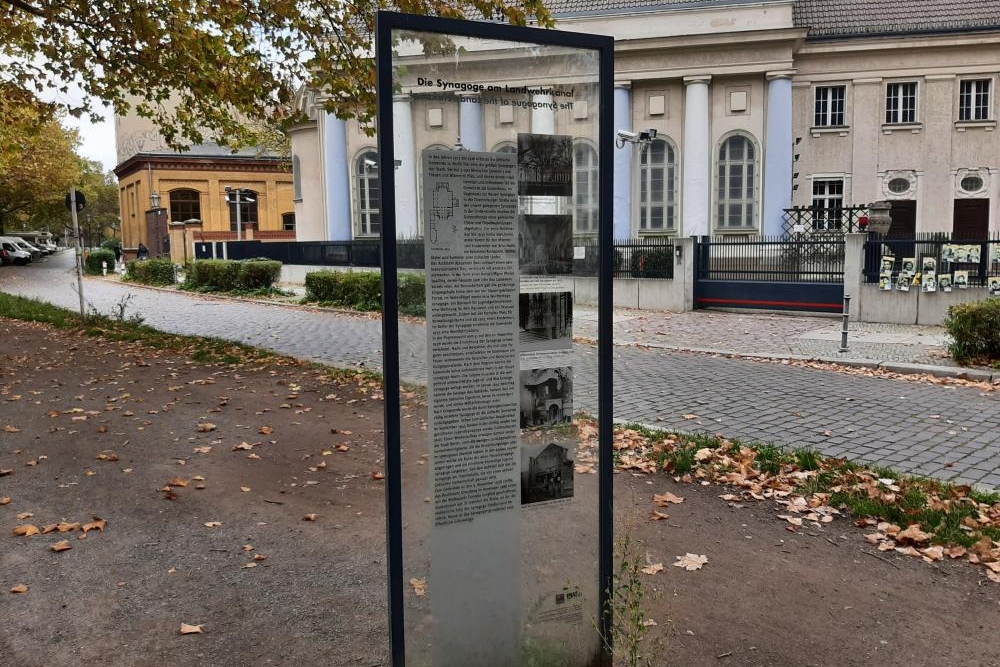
[953,198,989,240]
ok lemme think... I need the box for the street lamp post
[225,187,256,241]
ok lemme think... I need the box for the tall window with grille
[814,85,846,127]
[885,82,917,124]
[811,179,844,230]
[228,189,258,231]
[638,138,676,233]
[573,142,598,234]
[169,189,201,222]
[355,151,381,236]
[959,79,992,121]
[716,135,756,230]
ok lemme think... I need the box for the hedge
[126,258,177,286]
[184,259,282,291]
[629,248,674,279]
[945,298,1000,365]
[84,249,117,275]
[304,270,426,315]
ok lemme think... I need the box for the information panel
[377,12,613,667]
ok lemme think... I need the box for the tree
[0,0,553,150]
[0,85,83,235]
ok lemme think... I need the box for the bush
[303,270,426,315]
[629,248,673,279]
[183,259,282,292]
[126,258,177,285]
[945,299,1000,365]
[84,249,117,275]
[100,238,122,253]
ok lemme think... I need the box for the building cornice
[115,154,291,179]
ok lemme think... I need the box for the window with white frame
[638,138,676,232]
[814,85,846,127]
[959,78,992,121]
[885,82,917,124]
[811,179,844,230]
[573,142,599,234]
[355,151,381,236]
[716,134,757,230]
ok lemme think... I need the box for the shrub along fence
[126,258,178,285]
[184,259,283,291]
[304,271,426,315]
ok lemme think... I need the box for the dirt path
[2,318,998,667]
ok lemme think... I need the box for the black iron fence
[219,237,676,279]
[863,233,1000,285]
[781,206,870,236]
[696,235,844,283]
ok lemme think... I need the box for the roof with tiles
[792,0,1000,38]
[543,0,781,18]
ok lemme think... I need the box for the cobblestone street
[3,253,999,488]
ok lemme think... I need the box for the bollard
[102,260,108,276]
[839,294,851,353]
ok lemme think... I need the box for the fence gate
[693,235,845,313]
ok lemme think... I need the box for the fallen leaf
[0,469,13,477]
[649,510,670,521]
[259,426,273,435]
[242,562,258,569]
[253,554,267,561]
[197,423,217,432]
[410,577,427,596]
[16,512,33,520]
[41,524,58,534]
[240,486,251,493]
[82,518,106,534]
[179,623,204,635]
[674,553,708,571]
[50,540,73,552]
[193,446,212,454]
[653,492,684,506]
[95,450,119,461]
[640,563,664,575]
[168,478,189,488]
[247,453,261,460]
[57,522,80,533]
[3,425,21,433]
[642,618,657,627]
[12,525,40,537]
[232,441,255,451]
[682,414,699,420]
[896,524,931,544]
[371,472,385,481]
[10,584,28,594]
[0,496,10,505]
[302,514,318,521]
[336,444,350,452]
[203,521,222,528]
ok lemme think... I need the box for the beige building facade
[291,0,1000,242]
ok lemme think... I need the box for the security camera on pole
[65,188,87,317]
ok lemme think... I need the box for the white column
[459,94,484,151]
[323,111,352,241]
[613,82,633,238]
[990,168,1000,233]
[683,75,712,237]
[763,71,795,237]
[393,94,419,238]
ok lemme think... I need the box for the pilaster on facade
[393,94,419,238]
[613,81,633,238]
[458,93,485,151]
[763,70,795,236]
[683,75,712,237]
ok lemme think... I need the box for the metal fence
[863,233,1000,285]
[781,206,870,236]
[696,235,845,283]
[221,237,676,279]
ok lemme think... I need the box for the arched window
[716,134,757,230]
[228,189,259,231]
[639,138,676,232]
[356,150,381,236]
[282,213,296,231]
[573,142,598,234]
[169,189,201,222]
[494,142,517,155]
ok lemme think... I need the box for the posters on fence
[955,270,969,289]
[940,274,953,292]
[879,273,892,290]
[990,277,1000,297]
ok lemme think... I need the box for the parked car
[0,244,10,265]
[8,238,42,260]
[15,237,51,255]
[0,241,31,265]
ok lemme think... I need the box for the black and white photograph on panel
[517,133,573,197]
[518,214,573,275]
[520,442,574,505]
[519,292,573,351]
[519,367,573,429]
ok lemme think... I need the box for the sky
[65,103,119,174]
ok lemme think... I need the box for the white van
[0,238,32,264]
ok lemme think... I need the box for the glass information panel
[377,13,612,666]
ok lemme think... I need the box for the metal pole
[839,293,851,353]
[236,190,243,242]
[70,188,85,318]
